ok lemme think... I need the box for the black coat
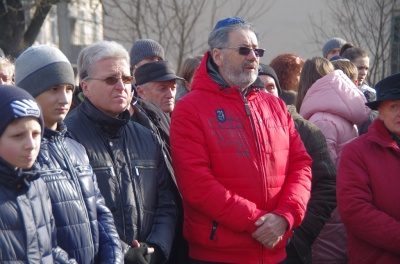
[132,98,188,264]
[283,105,337,264]
[65,99,177,259]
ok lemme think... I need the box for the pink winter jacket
[299,70,370,263]
[299,70,370,167]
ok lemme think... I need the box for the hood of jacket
[190,52,264,98]
[300,70,370,126]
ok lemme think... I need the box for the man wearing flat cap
[337,73,400,263]
[135,61,184,114]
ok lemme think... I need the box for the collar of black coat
[80,99,130,137]
[0,157,39,189]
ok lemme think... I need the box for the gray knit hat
[129,39,165,68]
[14,45,75,97]
[322,37,347,58]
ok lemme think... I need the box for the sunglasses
[219,46,265,57]
[86,76,133,85]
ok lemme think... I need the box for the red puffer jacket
[170,52,312,264]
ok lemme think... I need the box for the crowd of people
[0,16,399,264]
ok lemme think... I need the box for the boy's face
[0,117,41,169]
[35,84,74,130]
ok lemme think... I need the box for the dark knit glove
[124,243,151,264]
[148,244,166,264]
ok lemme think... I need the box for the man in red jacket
[170,17,312,264]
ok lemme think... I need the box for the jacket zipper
[56,136,95,258]
[241,92,267,210]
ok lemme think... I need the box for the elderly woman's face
[378,100,400,138]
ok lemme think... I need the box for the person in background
[330,56,358,86]
[297,57,370,264]
[170,17,312,264]
[175,55,203,103]
[0,56,15,85]
[14,45,123,264]
[129,40,188,264]
[322,37,347,60]
[330,56,379,135]
[65,40,177,264]
[269,53,304,105]
[0,85,74,263]
[340,43,376,102]
[130,39,165,84]
[337,73,400,264]
[135,61,182,114]
[258,64,337,264]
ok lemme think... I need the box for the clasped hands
[251,213,288,248]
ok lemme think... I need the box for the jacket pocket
[93,166,119,212]
[131,160,157,238]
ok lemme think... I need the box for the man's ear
[81,80,90,98]
[213,48,224,68]
[136,85,145,99]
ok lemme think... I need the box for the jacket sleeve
[289,118,337,262]
[170,100,266,234]
[337,142,400,255]
[271,107,312,230]
[92,170,124,264]
[146,140,178,259]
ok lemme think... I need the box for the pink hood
[300,70,370,126]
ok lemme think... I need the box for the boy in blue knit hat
[0,85,73,263]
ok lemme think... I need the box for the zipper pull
[243,97,251,116]
[209,222,219,240]
[135,166,139,177]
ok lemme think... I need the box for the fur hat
[366,73,400,110]
[0,85,44,136]
[322,37,347,58]
[258,63,282,95]
[14,45,75,98]
[129,39,165,68]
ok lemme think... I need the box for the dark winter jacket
[131,98,187,264]
[65,99,177,260]
[0,157,75,263]
[36,123,123,264]
[282,105,337,264]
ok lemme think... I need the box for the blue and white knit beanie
[0,85,44,136]
[14,45,75,97]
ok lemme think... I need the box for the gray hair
[77,40,130,81]
[208,21,259,53]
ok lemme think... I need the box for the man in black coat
[65,40,177,264]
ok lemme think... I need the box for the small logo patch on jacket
[215,109,226,123]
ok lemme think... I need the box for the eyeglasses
[218,46,265,57]
[85,76,133,85]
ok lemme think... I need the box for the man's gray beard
[226,70,257,91]
[222,57,258,90]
